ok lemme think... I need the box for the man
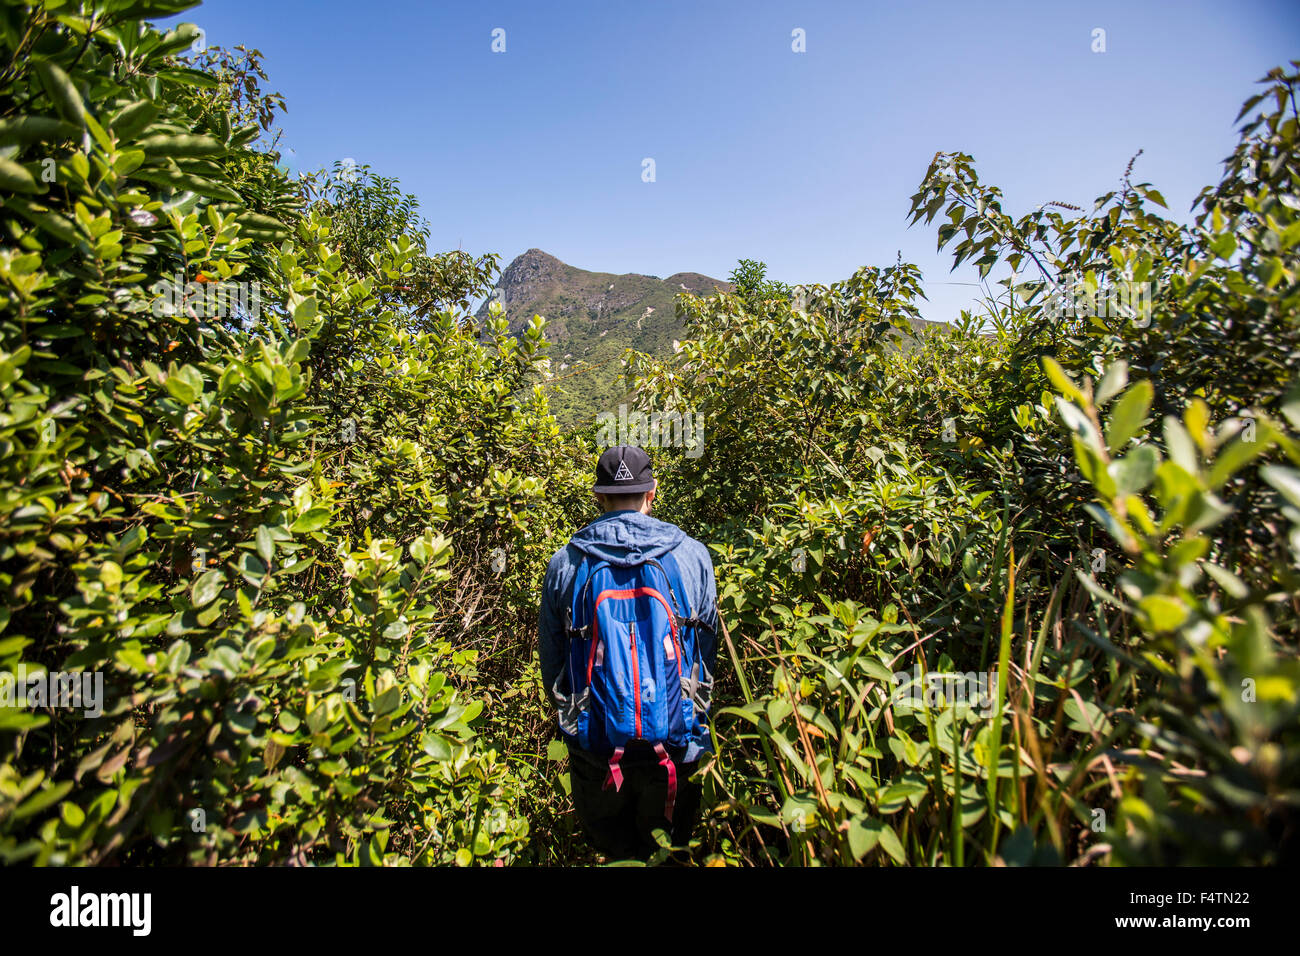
[537,445,719,860]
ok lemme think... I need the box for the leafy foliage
[622,62,1300,866]
[0,0,557,865]
[0,0,1294,867]
[728,258,792,313]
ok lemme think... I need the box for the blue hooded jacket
[537,509,719,762]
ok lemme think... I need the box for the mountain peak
[479,250,729,326]
[517,247,561,264]
[500,247,566,283]
[475,250,731,422]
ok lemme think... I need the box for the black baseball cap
[593,445,656,494]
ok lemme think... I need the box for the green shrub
[0,0,546,865]
[623,64,1299,866]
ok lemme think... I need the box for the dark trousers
[568,740,703,860]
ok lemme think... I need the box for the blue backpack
[560,551,712,815]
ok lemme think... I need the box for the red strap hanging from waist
[654,743,676,823]
[603,746,625,792]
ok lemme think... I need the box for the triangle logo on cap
[613,459,634,482]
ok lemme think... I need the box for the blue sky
[167,0,1299,321]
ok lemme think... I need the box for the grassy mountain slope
[477,249,731,425]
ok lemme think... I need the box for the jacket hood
[568,510,685,568]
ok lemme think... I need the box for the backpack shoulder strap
[652,552,689,615]
[651,552,711,632]
[565,555,610,638]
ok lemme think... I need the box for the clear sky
[165,0,1299,321]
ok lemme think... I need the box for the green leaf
[1207,428,1271,490]
[108,101,159,142]
[0,115,80,146]
[1105,381,1152,453]
[372,686,401,717]
[35,60,86,126]
[1075,568,1130,611]
[1075,437,1116,498]
[847,814,882,860]
[1095,360,1128,406]
[136,133,225,158]
[255,525,274,565]
[1187,491,1234,533]
[877,822,906,864]
[191,570,224,608]
[1184,400,1210,448]
[1083,502,1135,550]
[1262,465,1300,509]
[61,801,86,828]
[1055,397,1102,453]
[1138,595,1189,633]
[1203,562,1249,599]
[292,297,318,330]
[1064,696,1112,734]
[112,149,145,175]
[1042,357,1083,403]
[0,157,40,194]
[157,67,222,90]
[230,124,260,147]
[291,508,331,533]
[422,733,453,760]
[14,781,74,821]
[237,552,267,585]
[236,212,290,239]
[129,168,241,202]
[155,24,204,56]
[1108,444,1159,495]
[1138,186,1168,208]
[4,195,78,243]
[1163,416,1200,474]
[1167,536,1208,567]
[163,363,204,404]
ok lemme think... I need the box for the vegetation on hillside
[0,1,1295,866]
[479,249,731,427]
